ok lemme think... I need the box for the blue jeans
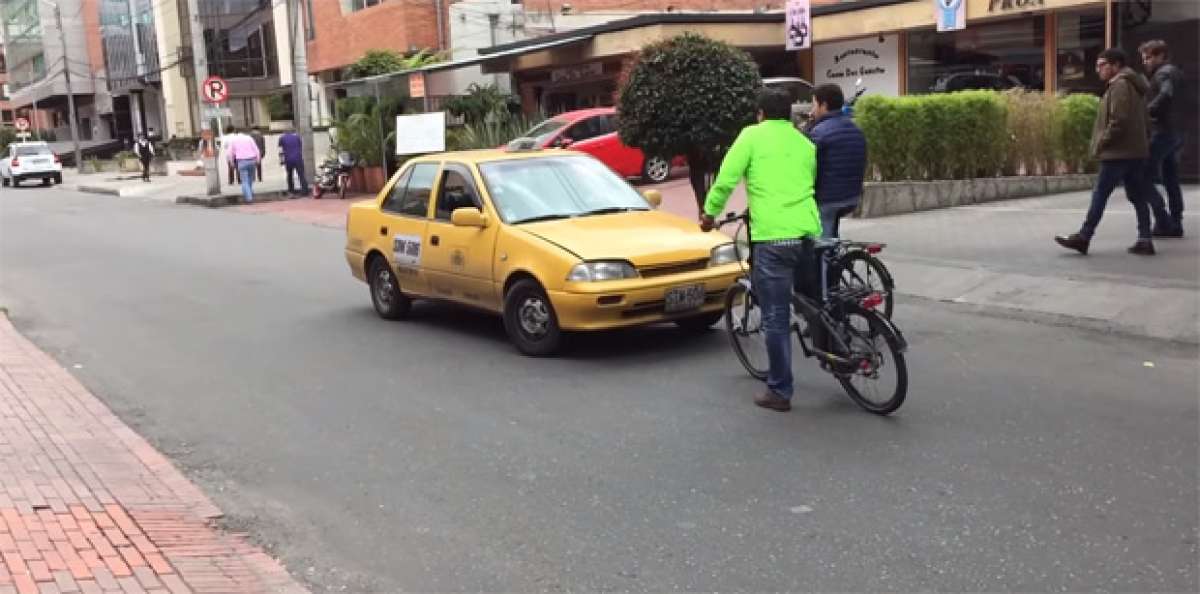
[1145,131,1184,228]
[819,204,856,239]
[236,159,257,202]
[285,160,309,194]
[752,241,819,400]
[1081,159,1152,240]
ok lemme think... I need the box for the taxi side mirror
[451,207,489,228]
[642,189,663,208]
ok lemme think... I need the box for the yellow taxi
[344,149,742,355]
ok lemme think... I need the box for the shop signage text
[815,35,900,98]
[551,62,603,84]
[988,0,1045,12]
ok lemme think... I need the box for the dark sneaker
[1152,226,1184,238]
[754,391,791,412]
[1054,233,1090,255]
[1128,240,1156,255]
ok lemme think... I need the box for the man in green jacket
[700,87,821,412]
[1056,48,1156,256]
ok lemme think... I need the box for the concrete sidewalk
[72,164,296,202]
[0,316,306,594]
[609,180,1200,344]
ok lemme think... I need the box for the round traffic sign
[14,117,29,131]
[201,75,229,104]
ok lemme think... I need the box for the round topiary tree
[617,33,761,208]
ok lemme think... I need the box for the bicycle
[717,210,908,415]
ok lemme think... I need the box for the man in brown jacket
[1056,48,1156,256]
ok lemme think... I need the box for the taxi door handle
[431,235,440,246]
[380,226,388,236]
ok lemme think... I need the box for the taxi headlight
[709,243,740,267]
[567,261,639,282]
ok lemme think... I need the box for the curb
[176,190,295,208]
[75,185,124,197]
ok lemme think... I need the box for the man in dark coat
[804,84,867,239]
[1056,48,1156,256]
[1139,39,1186,237]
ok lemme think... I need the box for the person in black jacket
[133,133,154,182]
[1139,40,1185,237]
[804,84,867,238]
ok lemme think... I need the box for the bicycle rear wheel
[724,282,768,381]
[836,251,894,319]
[834,306,907,415]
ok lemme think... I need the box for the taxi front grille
[637,259,709,278]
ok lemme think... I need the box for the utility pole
[49,2,82,169]
[487,13,500,87]
[184,0,219,195]
[287,0,314,186]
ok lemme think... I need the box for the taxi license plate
[664,284,705,313]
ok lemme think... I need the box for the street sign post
[201,75,230,104]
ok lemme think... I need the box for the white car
[1,142,64,187]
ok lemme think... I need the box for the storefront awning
[324,35,593,91]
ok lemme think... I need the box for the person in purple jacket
[278,130,309,197]
[804,84,868,239]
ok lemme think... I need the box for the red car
[514,107,678,183]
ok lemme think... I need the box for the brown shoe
[754,391,791,412]
[1127,240,1156,255]
[1054,233,1089,255]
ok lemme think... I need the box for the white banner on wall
[935,0,966,32]
[785,0,812,51]
[814,35,901,99]
[394,112,446,156]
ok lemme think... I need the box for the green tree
[443,83,516,126]
[348,48,445,79]
[617,32,761,208]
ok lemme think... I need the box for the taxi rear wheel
[368,256,411,320]
[504,279,563,357]
[674,311,723,333]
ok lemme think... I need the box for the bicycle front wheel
[835,307,907,415]
[837,251,895,319]
[724,282,768,381]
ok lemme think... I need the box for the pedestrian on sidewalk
[133,133,155,182]
[1140,40,1186,238]
[250,128,266,182]
[1055,48,1156,256]
[278,129,309,197]
[224,126,261,203]
[804,84,867,239]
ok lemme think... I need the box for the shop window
[342,0,381,14]
[908,18,1046,94]
[1057,9,1106,95]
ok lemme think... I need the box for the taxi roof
[406,148,582,166]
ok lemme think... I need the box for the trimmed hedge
[854,90,1099,181]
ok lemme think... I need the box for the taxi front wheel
[504,279,563,357]
[368,257,411,320]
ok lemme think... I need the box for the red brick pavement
[0,317,306,594]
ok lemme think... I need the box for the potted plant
[334,97,403,193]
[115,150,140,173]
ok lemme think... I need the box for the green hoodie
[703,119,822,241]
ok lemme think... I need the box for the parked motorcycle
[312,151,356,199]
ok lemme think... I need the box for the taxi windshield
[479,155,649,224]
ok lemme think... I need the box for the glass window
[199,0,277,80]
[479,155,649,224]
[1057,9,1106,95]
[434,166,482,221]
[393,163,438,218]
[522,118,568,145]
[341,0,381,14]
[380,168,412,213]
[908,18,1046,94]
[15,144,51,156]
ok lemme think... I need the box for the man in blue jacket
[804,84,868,238]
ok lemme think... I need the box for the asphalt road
[2,188,1196,592]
